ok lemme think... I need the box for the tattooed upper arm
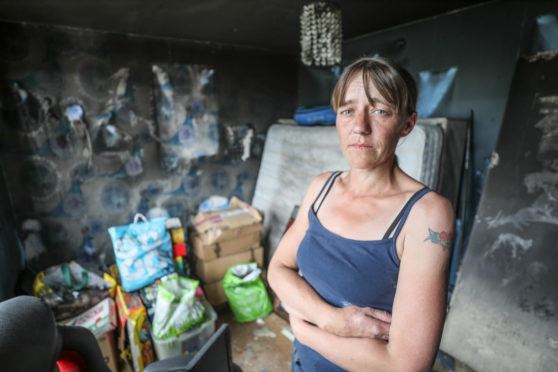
[424,227,454,251]
[403,191,456,258]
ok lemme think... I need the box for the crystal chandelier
[300,1,343,66]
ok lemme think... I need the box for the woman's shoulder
[309,171,340,188]
[302,171,340,202]
[411,189,455,225]
[401,189,455,257]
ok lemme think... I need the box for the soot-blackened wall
[0,20,297,280]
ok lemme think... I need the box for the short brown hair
[331,57,417,116]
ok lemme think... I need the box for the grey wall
[0,20,297,293]
[298,1,558,234]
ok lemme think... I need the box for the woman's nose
[352,109,371,134]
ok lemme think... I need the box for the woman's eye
[340,109,352,115]
[373,109,387,115]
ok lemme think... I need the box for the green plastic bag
[222,263,273,323]
[152,275,206,340]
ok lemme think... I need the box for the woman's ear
[400,112,417,138]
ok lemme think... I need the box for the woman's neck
[343,161,402,197]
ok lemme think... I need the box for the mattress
[251,121,444,260]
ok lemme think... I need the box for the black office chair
[144,323,242,372]
[0,295,110,372]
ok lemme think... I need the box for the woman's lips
[349,143,372,150]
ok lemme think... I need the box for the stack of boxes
[190,197,264,306]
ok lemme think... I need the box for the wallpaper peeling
[0,25,262,272]
[152,64,219,170]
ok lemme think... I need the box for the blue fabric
[294,106,337,126]
[416,67,457,118]
[536,14,558,52]
[295,173,431,371]
[292,343,304,372]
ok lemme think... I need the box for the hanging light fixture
[300,1,343,66]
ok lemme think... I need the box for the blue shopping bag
[108,214,175,291]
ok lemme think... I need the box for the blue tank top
[295,171,431,371]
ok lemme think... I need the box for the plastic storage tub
[151,301,217,360]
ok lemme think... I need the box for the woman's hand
[321,305,392,340]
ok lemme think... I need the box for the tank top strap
[313,171,342,214]
[382,187,431,240]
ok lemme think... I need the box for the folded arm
[288,192,455,371]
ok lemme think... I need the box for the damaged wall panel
[441,51,558,372]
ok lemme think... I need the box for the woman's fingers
[362,307,392,323]
[321,306,391,339]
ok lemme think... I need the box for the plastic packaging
[197,195,229,213]
[152,276,206,340]
[294,105,336,126]
[151,300,217,360]
[222,262,273,322]
[108,214,174,292]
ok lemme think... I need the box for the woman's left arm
[291,193,455,372]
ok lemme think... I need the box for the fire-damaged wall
[0,20,297,282]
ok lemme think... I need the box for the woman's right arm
[267,173,391,339]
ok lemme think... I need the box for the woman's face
[335,74,415,170]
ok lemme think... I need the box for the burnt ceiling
[0,0,490,54]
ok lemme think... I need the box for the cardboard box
[202,279,227,306]
[192,197,263,245]
[192,230,261,261]
[65,297,117,338]
[195,246,264,283]
[62,298,118,372]
[97,331,119,372]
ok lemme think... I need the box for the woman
[268,56,455,371]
